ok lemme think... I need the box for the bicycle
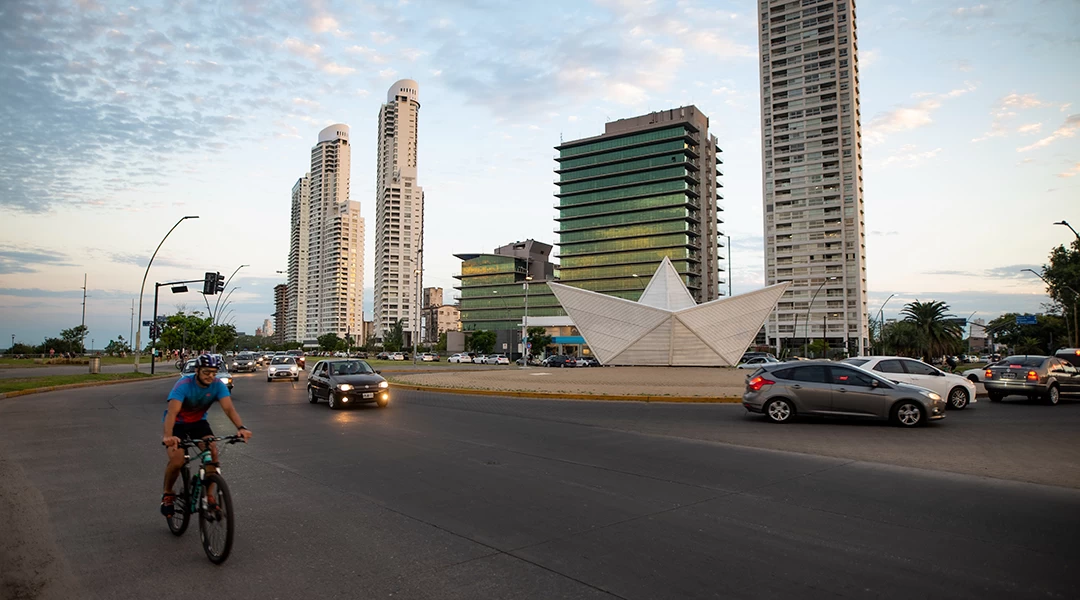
[164,435,245,564]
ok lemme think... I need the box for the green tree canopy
[899,300,963,359]
[436,332,448,353]
[61,325,88,353]
[526,326,553,356]
[467,330,496,354]
[157,311,236,352]
[1041,238,1080,347]
[383,319,405,352]
[317,333,345,352]
[985,312,1067,355]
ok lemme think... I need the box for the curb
[0,373,177,400]
[388,382,743,403]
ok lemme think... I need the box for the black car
[307,359,389,410]
[543,355,576,368]
[1055,348,1080,368]
[231,353,257,373]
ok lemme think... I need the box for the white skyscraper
[286,174,309,344]
[374,80,424,344]
[303,124,365,346]
[758,0,868,356]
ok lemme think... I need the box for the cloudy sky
[1,0,1078,348]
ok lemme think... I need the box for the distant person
[946,355,958,373]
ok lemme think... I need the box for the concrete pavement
[1,372,1078,599]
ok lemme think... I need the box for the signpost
[1016,315,1038,325]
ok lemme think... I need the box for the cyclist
[161,354,252,516]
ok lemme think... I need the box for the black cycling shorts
[172,420,214,442]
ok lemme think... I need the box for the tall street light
[214,264,249,320]
[876,293,896,354]
[804,276,838,358]
[135,215,198,372]
[1023,268,1080,347]
[1055,220,1080,241]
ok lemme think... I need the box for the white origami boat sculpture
[548,257,790,366]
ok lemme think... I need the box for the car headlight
[378,381,389,389]
[920,390,942,401]
[221,377,232,384]
[338,383,353,391]
[290,365,298,372]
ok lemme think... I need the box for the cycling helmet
[194,354,222,369]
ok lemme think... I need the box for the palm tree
[900,300,963,360]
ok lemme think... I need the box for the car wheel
[294,376,300,382]
[1044,384,1060,406]
[891,401,924,427]
[266,377,271,382]
[988,392,1003,402]
[307,387,317,404]
[764,398,795,424]
[328,393,339,410]
[947,387,969,410]
[967,375,979,383]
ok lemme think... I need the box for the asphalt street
[1,371,1079,599]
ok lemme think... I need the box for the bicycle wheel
[166,467,190,536]
[198,473,234,564]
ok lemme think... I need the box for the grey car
[983,355,1080,405]
[742,360,947,427]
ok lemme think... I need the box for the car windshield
[1000,356,1046,367]
[271,357,295,365]
[330,361,374,375]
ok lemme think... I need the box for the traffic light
[215,272,225,294]
[203,272,217,295]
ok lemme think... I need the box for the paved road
[1,372,1078,599]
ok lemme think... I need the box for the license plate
[363,392,374,399]
[1001,373,1015,379]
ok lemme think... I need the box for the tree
[383,319,405,352]
[526,326,552,357]
[807,339,829,358]
[467,330,496,354]
[317,333,345,352]
[104,336,130,355]
[1042,239,1080,347]
[899,300,962,360]
[985,312,1067,355]
[61,325,88,353]
[436,332,448,353]
[881,320,920,357]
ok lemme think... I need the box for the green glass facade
[555,109,722,303]
[454,254,562,331]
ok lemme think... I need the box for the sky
[1,0,1078,348]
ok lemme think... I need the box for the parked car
[737,356,781,369]
[742,360,946,427]
[286,349,306,369]
[1054,348,1080,367]
[230,353,257,373]
[390,352,406,361]
[306,359,389,409]
[484,354,510,365]
[472,355,487,364]
[962,359,1006,383]
[421,353,438,362]
[448,353,471,363]
[576,357,601,367]
[983,355,1080,405]
[375,352,390,360]
[841,356,977,410]
[179,359,233,390]
[266,355,300,382]
[542,355,576,368]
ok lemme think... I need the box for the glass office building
[555,106,723,304]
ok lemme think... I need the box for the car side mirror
[375,370,381,374]
[871,379,879,388]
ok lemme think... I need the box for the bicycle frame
[176,435,241,513]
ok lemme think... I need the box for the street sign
[526,342,532,349]
[142,320,153,326]
[502,343,508,350]
[1016,315,1037,325]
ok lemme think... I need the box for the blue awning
[552,336,585,344]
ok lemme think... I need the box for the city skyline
[1,0,1077,345]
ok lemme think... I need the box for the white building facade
[303,124,365,347]
[758,0,868,356]
[374,79,425,345]
[286,174,309,344]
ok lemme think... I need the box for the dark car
[1055,348,1080,368]
[307,359,389,410]
[231,353,257,373]
[983,355,1080,405]
[180,358,234,390]
[543,355,576,368]
[742,360,946,427]
[286,349,306,369]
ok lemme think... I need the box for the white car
[484,354,510,365]
[448,353,470,363]
[472,355,487,364]
[842,356,977,410]
[266,356,300,382]
[390,353,406,361]
[737,356,781,369]
[962,360,1007,383]
[421,353,438,362]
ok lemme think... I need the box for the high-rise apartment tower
[757,0,868,356]
[555,106,723,304]
[374,79,425,345]
[286,174,309,344]
[304,124,365,347]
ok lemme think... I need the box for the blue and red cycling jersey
[164,374,230,423]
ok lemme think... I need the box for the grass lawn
[0,372,159,394]
[0,356,143,368]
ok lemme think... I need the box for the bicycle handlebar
[162,434,247,447]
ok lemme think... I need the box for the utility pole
[81,273,87,330]
[129,299,134,355]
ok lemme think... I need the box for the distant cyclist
[160,354,252,516]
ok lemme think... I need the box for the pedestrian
[946,355,958,373]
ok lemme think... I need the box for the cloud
[346,45,388,64]
[879,145,943,168]
[926,264,1045,280]
[1058,162,1080,178]
[1017,123,1042,134]
[378,68,398,79]
[309,15,341,34]
[0,247,77,274]
[861,48,881,69]
[865,84,976,146]
[974,93,1067,142]
[686,31,754,59]
[292,97,320,108]
[371,31,396,44]
[107,252,190,270]
[282,37,322,60]
[1017,114,1080,152]
[951,5,992,18]
[320,62,356,75]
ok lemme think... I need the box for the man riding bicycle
[161,354,252,516]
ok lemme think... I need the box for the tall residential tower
[286,174,309,344]
[303,124,365,347]
[554,106,723,304]
[757,0,868,356]
[374,79,424,345]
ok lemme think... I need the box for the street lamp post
[134,215,198,372]
[522,275,533,367]
[875,293,896,354]
[1023,268,1080,347]
[1054,220,1080,241]
[804,276,838,358]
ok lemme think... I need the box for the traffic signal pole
[151,278,205,374]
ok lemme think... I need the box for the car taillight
[985,369,993,379]
[748,376,775,392]
[1026,370,1038,381]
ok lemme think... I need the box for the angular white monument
[548,257,790,366]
